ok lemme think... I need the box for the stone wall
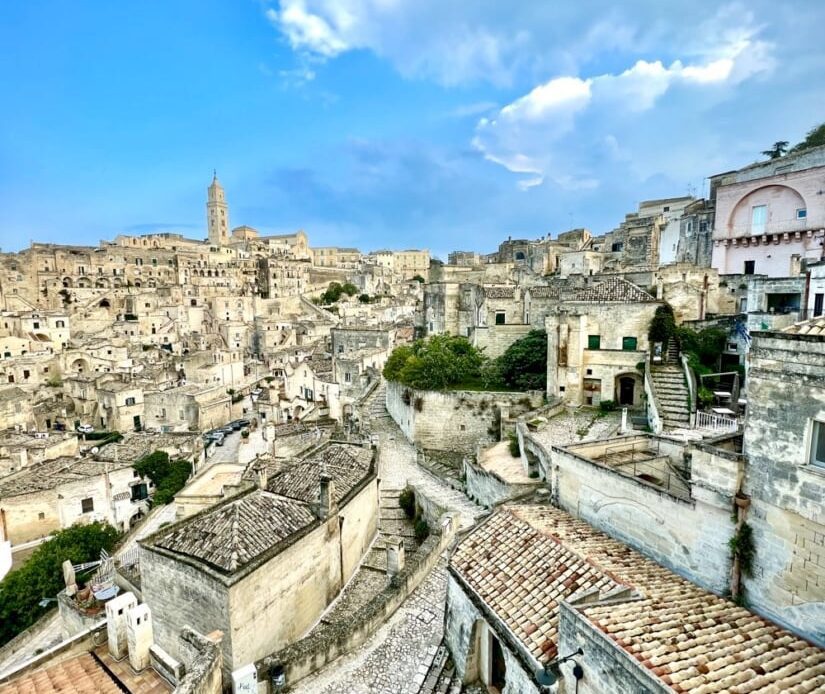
[471,324,532,359]
[743,330,825,645]
[174,628,223,694]
[260,516,457,691]
[556,600,669,694]
[444,572,540,694]
[139,546,231,670]
[386,381,543,454]
[547,438,736,595]
[463,459,540,509]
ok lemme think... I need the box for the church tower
[206,171,230,246]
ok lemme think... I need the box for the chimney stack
[254,458,268,490]
[319,474,336,519]
[386,537,405,576]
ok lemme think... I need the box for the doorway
[489,633,507,693]
[619,376,635,406]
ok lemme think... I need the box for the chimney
[106,591,138,660]
[126,603,154,672]
[386,537,405,576]
[254,459,268,490]
[319,474,336,519]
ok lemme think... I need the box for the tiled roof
[782,316,825,336]
[153,490,315,573]
[527,277,656,303]
[267,443,372,504]
[451,504,825,691]
[0,457,131,498]
[570,276,656,303]
[0,653,123,694]
[483,286,516,299]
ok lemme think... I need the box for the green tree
[341,282,358,296]
[411,274,426,283]
[761,141,789,159]
[133,451,192,505]
[383,335,485,390]
[790,123,825,153]
[496,329,547,390]
[358,293,371,303]
[648,304,676,344]
[0,522,119,646]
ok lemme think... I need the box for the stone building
[370,249,430,279]
[710,144,825,277]
[139,441,377,677]
[542,277,659,406]
[742,316,825,644]
[0,455,152,545]
[676,198,715,267]
[445,502,825,694]
[0,430,78,477]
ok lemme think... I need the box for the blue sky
[1,1,823,258]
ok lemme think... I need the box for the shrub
[698,386,714,408]
[412,275,425,283]
[358,294,371,303]
[508,433,520,458]
[414,518,430,542]
[399,488,415,519]
[0,522,119,647]
[599,400,618,413]
[729,522,755,577]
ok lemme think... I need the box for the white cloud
[473,16,774,190]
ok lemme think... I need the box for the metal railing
[696,410,738,433]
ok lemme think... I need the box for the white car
[77,424,94,434]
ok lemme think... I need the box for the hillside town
[0,135,824,694]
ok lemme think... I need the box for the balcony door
[751,205,767,235]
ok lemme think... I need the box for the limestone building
[139,441,378,677]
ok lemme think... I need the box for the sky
[1,1,824,258]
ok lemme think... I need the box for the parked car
[229,420,244,431]
[76,424,94,434]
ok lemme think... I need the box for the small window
[125,397,136,406]
[699,221,708,232]
[38,512,45,520]
[81,497,94,513]
[559,386,565,393]
[622,336,638,351]
[588,335,601,350]
[495,312,506,325]
[663,206,670,212]
[797,208,807,219]
[809,421,825,469]
[611,242,623,252]
[744,260,755,275]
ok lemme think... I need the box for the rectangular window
[81,497,94,513]
[810,421,825,469]
[797,208,807,219]
[744,260,755,275]
[125,397,136,406]
[622,336,638,351]
[495,312,506,325]
[588,335,601,350]
[699,221,708,232]
[751,205,767,234]
[815,293,824,318]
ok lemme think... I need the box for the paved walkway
[291,381,484,694]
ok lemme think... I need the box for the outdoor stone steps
[380,508,408,520]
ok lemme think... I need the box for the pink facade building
[711,146,825,277]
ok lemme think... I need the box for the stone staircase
[417,642,462,694]
[649,365,691,429]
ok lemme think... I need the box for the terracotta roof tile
[450,504,825,692]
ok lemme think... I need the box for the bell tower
[207,170,229,246]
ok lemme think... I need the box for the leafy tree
[133,451,192,505]
[0,522,119,646]
[341,282,358,296]
[648,304,676,344]
[358,293,371,303]
[411,275,426,283]
[497,329,547,390]
[761,141,789,159]
[382,335,485,390]
[789,123,825,153]
[677,326,727,370]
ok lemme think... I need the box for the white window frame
[808,419,825,470]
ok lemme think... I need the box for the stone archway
[614,372,642,407]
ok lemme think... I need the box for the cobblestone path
[291,381,485,694]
